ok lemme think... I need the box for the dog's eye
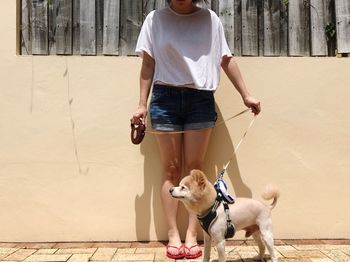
[181,186,186,191]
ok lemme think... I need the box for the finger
[132,116,141,125]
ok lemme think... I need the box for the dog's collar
[197,192,235,239]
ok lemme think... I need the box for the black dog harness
[197,191,235,239]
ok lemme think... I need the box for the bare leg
[155,133,183,255]
[183,128,212,256]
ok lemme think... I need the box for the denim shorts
[149,84,217,131]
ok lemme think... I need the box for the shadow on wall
[133,103,252,241]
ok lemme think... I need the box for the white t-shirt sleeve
[218,20,233,59]
[135,12,154,58]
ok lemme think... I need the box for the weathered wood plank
[48,1,56,54]
[335,0,350,53]
[155,0,166,9]
[31,0,49,55]
[72,0,80,55]
[143,0,156,19]
[96,0,104,55]
[80,0,96,55]
[119,0,143,56]
[211,0,219,14]
[49,0,72,55]
[103,0,120,55]
[264,0,280,56]
[198,0,211,9]
[310,0,327,56]
[143,0,167,19]
[234,0,242,56]
[280,0,288,56]
[258,0,264,56]
[324,0,336,56]
[288,0,310,56]
[21,0,32,55]
[242,0,258,56]
[219,0,234,52]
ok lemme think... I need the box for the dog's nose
[169,188,174,194]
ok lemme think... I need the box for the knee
[163,163,181,184]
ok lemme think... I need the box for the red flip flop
[166,244,185,259]
[185,244,202,259]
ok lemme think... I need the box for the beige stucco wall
[1,0,350,242]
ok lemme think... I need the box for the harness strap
[197,197,221,235]
[197,193,236,239]
[223,201,235,238]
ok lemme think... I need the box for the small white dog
[169,169,280,262]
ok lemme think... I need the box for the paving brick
[23,254,72,261]
[275,245,298,252]
[2,249,37,261]
[55,248,97,255]
[130,242,164,248]
[0,243,18,248]
[284,240,324,245]
[15,243,56,249]
[112,253,154,261]
[33,249,57,255]
[116,248,136,254]
[310,258,335,262]
[321,245,350,251]
[154,251,175,261]
[280,250,328,259]
[135,248,163,254]
[0,248,18,255]
[67,254,92,262]
[321,240,350,245]
[321,250,350,262]
[294,245,326,251]
[53,243,95,249]
[90,248,117,261]
[92,243,131,249]
[225,240,247,246]
[278,259,312,262]
[225,251,241,260]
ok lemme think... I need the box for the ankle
[168,229,181,243]
[185,230,198,244]
[186,229,198,237]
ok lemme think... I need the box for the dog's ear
[191,169,206,190]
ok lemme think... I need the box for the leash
[217,114,256,180]
[136,108,257,178]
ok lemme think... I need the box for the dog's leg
[252,231,265,261]
[203,232,211,262]
[216,240,226,262]
[259,221,277,262]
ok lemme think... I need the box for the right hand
[130,105,147,126]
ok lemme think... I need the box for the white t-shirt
[135,7,232,91]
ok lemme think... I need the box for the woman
[131,0,261,259]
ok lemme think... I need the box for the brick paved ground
[0,240,349,262]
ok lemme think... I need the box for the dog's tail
[261,184,280,210]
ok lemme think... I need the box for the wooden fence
[19,0,350,56]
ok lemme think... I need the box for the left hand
[243,96,261,115]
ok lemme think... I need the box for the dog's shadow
[134,104,252,241]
